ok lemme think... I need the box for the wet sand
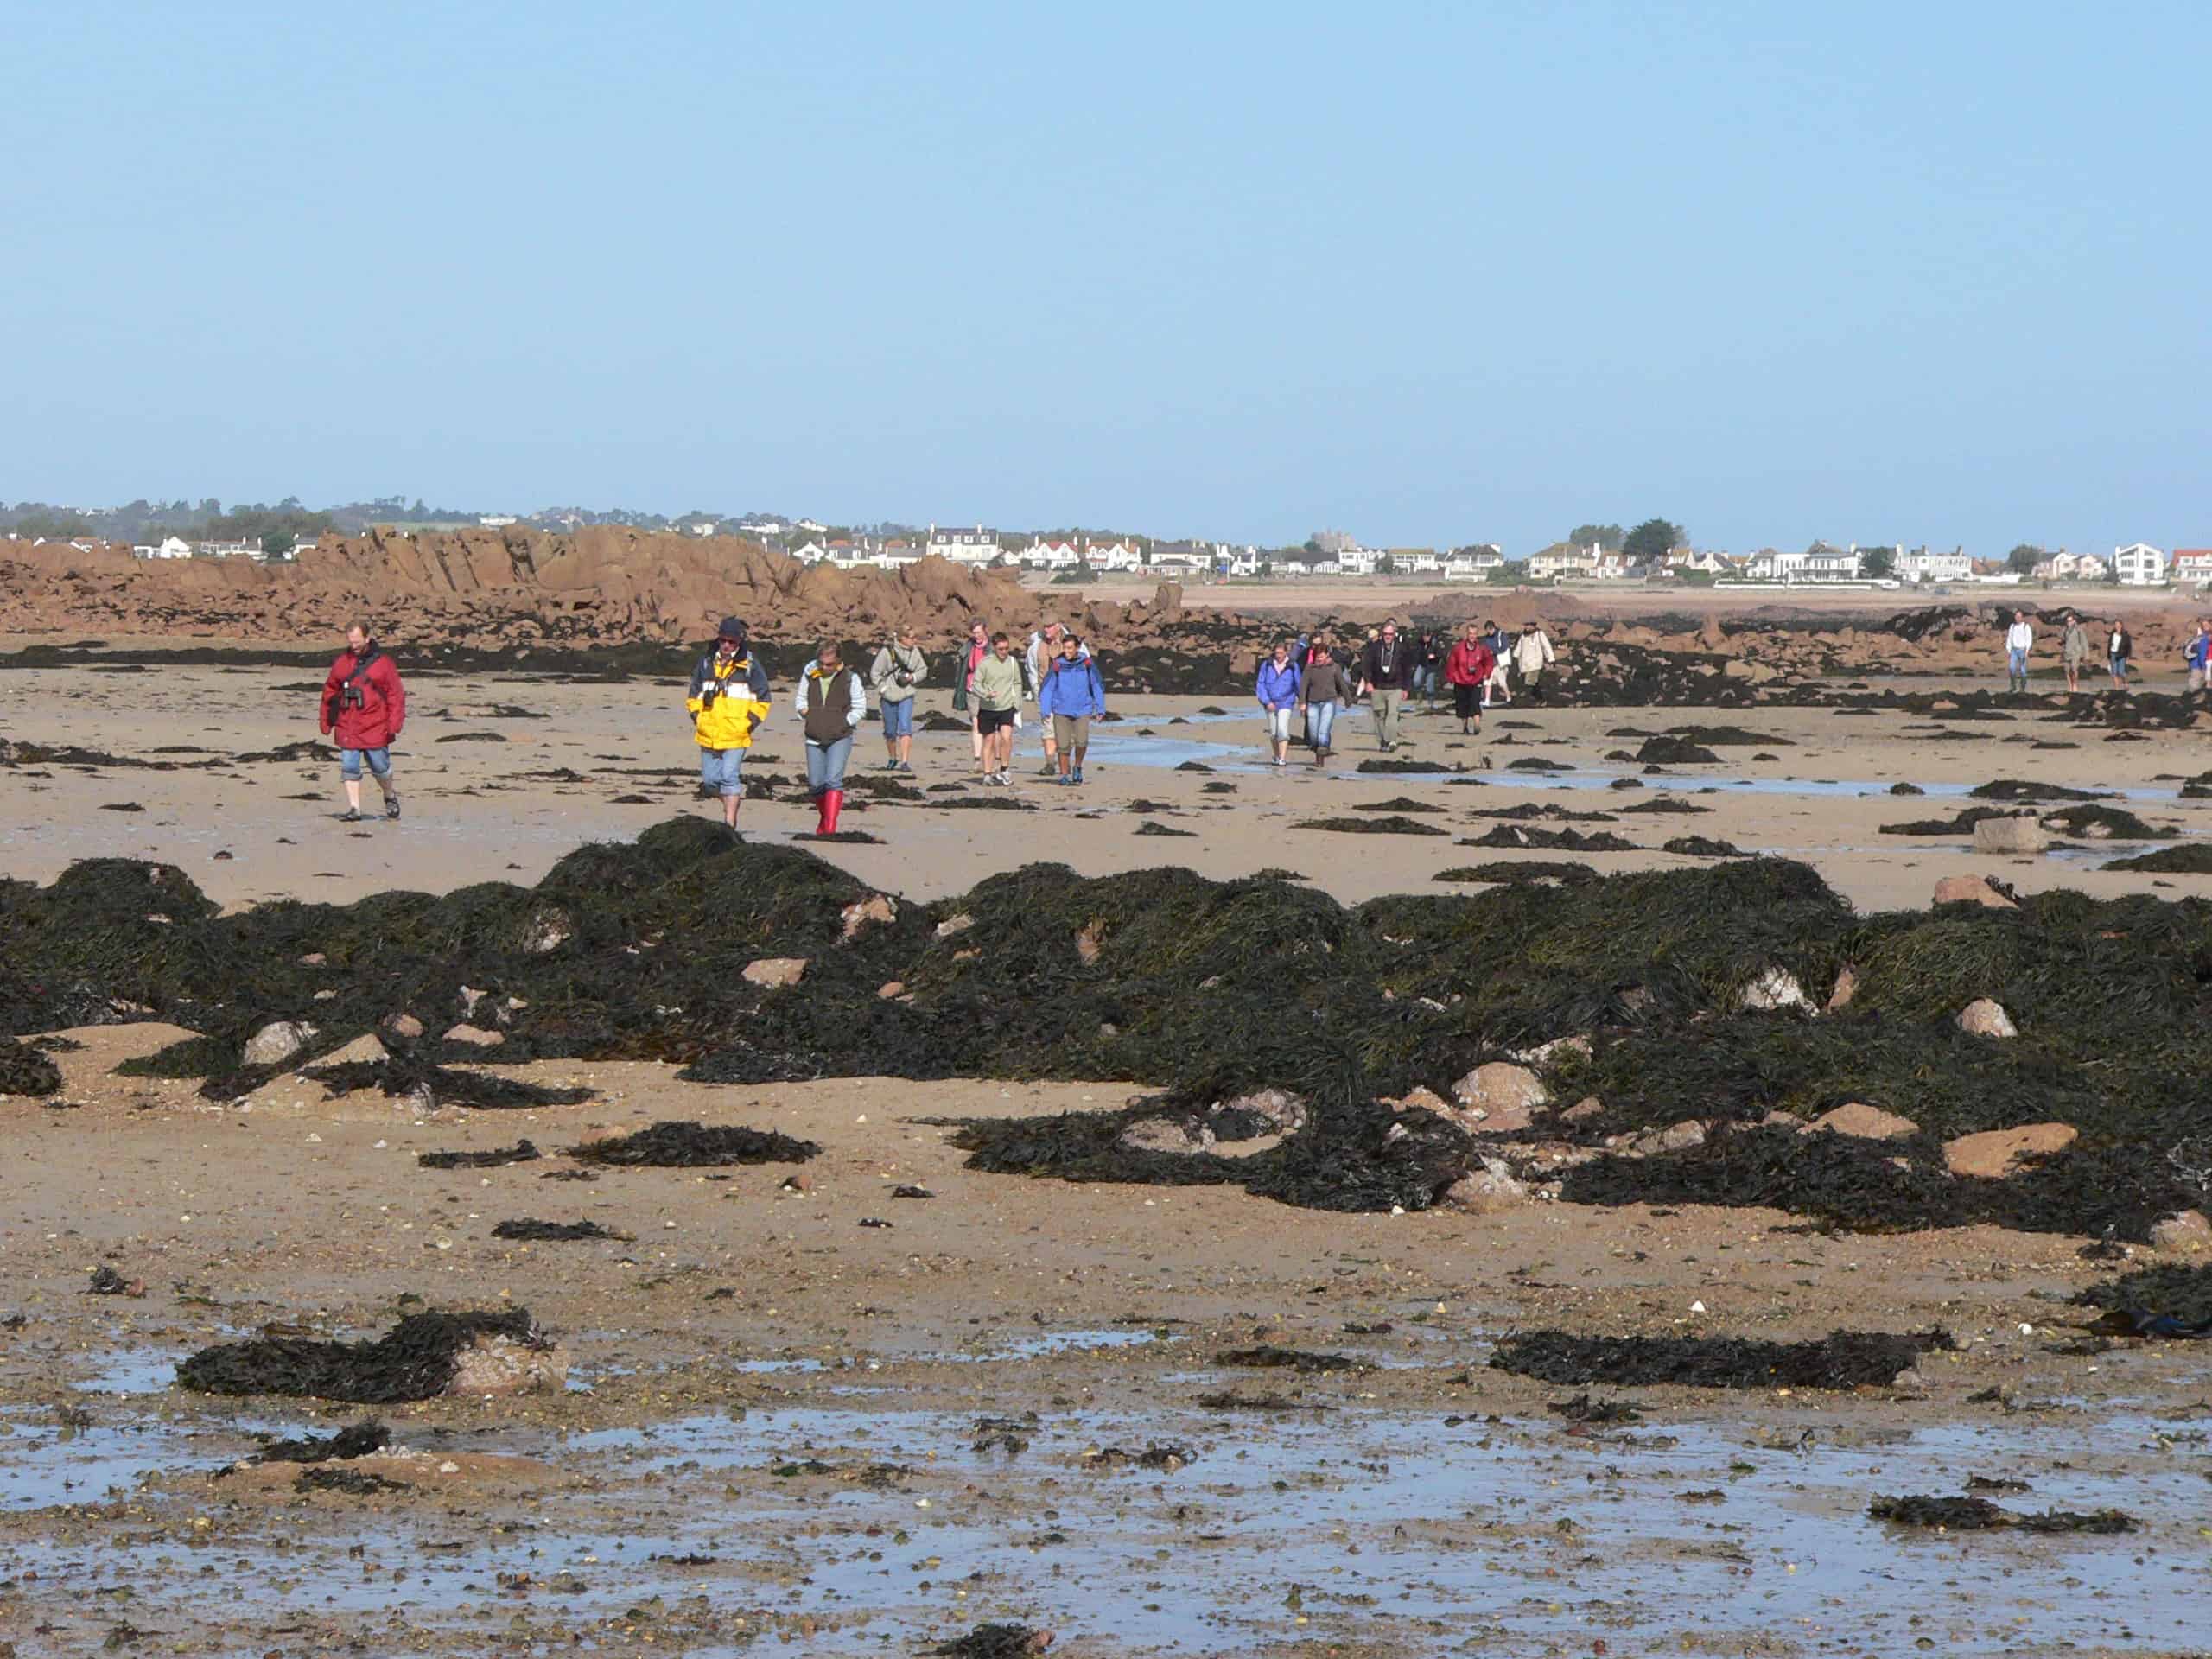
[4,648,2211,1656]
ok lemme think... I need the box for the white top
[2005,620,2034,650]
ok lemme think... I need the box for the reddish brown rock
[1942,1122,2076,1179]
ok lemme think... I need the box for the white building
[1895,547,1972,583]
[1440,544,1504,581]
[927,524,1001,564]
[2113,543,2167,586]
[136,536,194,560]
[1746,547,1864,582]
[479,514,517,528]
[2031,551,2107,582]
[2170,550,2212,587]
[1529,544,1599,581]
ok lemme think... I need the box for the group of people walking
[1256,617,1555,764]
[2004,610,2211,695]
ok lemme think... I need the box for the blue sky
[7,1,2206,553]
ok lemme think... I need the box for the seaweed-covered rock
[569,1120,820,1167]
[1491,1328,1951,1389]
[0,1039,64,1097]
[178,1308,561,1402]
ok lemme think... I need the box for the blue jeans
[2007,647,2028,680]
[340,747,391,780]
[880,696,914,739]
[1305,701,1338,750]
[699,747,747,798]
[806,734,855,793]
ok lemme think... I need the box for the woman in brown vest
[793,640,867,834]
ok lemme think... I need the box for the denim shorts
[880,696,914,739]
[699,746,747,797]
[340,747,391,780]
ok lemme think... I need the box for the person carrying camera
[869,626,927,773]
[687,616,772,832]
[319,620,405,823]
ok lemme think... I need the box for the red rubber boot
[818,788,843,836]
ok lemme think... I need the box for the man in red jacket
[319,621,406,823]
[1442,622,1497,735]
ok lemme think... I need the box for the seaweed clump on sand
[1878,807,2016,836]
[1491,1329,1951,1389]
[1459,825,1637,852]
[925,1625,1054,1658]
[0,1039,63,1097]
[178,1308,546,1402]
[1636,735,1719,765]
[1969,778,2110,803]
[2040,804,2171,840]
[418,1140,540,1170]
[2071,1262,2212,1337]
[491,1217,625,1242]
[568,1120,820,1167]
[2103,844,2212,874]
[1294,816,1449,836]
[217,1421,391,1476]
[1662,836,1746,858]
[1869,1495,2137,1534]
[1434,862,1596,886]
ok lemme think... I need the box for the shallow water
[10,1384,2204,1654]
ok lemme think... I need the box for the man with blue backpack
[1038,632,1106,785]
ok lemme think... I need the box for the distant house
[789,538,828,562]
[1529,543,1599,582]
[928,524,1001,564]
[200,537,263,560]
[1895,547,1972,583]
[2170,549,2212,587]
[137,536,194,560]
[1665,548,1730,576]
[736,519,785,537]
[1440,544,1503,582]
[1027,537,1081,569]
[2113,543,2168,586]
[689,521,718,537]
[479,515,517,528]
[2032,551,2104,582]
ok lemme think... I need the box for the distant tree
[263,531,297,559]
[1623,518,1683,565]
[1376,554,1398,575]
[1861,546,1897,580]
[2007,543,2046,574]
[1569,523,1624,551]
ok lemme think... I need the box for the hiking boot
[340,809,363,823]
[1039,761,1058,778]
[1071,767,1084,785]
[384,793,401,820]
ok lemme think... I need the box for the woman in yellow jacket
[686,617,772,832]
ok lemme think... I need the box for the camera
[700,685,720,707]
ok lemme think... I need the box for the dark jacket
[320,645,405,749]
[1362,637,1416,689]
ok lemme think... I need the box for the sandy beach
[4,637,2210,1658]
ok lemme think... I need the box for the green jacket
[974,652,1023,713]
